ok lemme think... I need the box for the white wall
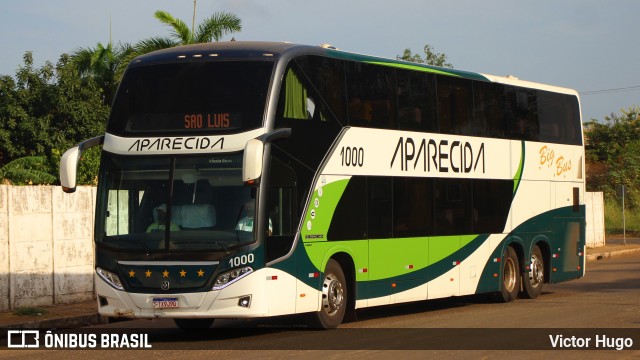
[585,191,606,248]
[0,185,95,311]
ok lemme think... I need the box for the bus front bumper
[95,267,320,319]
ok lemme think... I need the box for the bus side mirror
[59,136,105,193]
[242,128,292,186]
[243,139,264,185]
[60,146,81,193]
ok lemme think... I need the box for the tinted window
[434,179,472,235]
[474,81,507,138]
[266,156,297,262]
[275,63,341,170]
[437,76,474,135]
[393,177,434,237]
[537,91,582,145]
[109,61,274,136]
[368,177,393,238]
[346,62,397,129]
[397,70,438,132]
[505,86,539,141]
[327,177,367,241]
[297,56,348,124]
[472,180,512,234]
[327,176,514,239]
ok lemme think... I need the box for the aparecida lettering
[128,137,224,152]
[390,137,485,174]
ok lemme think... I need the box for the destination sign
[184,112,238,130]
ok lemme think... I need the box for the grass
[11,306,47,316]
[604,198,640,235]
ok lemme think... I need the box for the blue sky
[1,0,639,122]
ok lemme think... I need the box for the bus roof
[131,41,578,96]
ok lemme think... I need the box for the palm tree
[71,42,133,104]
[113,10,241,80]
[135,10,242,54]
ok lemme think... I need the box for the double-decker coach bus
[60,41,585,329]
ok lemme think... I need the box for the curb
[586,247,640,262]
[0,314,108,333]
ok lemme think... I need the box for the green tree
[584,106,640,203]
[0,156,56,185]
[397,44,453,68]
[71,42,133,105]
[128,10,242,64]
[0,52,108,185]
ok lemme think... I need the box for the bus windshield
[108,61,274,136]
[97,152,257,252]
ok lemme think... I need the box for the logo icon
[161,281,170,290]
[7,330,40,348]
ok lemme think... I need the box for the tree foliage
[584,106,640,205]
[0,156,56,185]
[0,52,108,185]
[397,44,453,68]
[112,10,242,80]
[71,42,133,105]
[122,10,242,73]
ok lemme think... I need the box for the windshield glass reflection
[97,152,256,252]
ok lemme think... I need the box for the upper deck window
[108,61,274,136]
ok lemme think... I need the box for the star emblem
[197,269,205,277]
[180,269,187,277]
[145,270,152,278]
[162,270,170,278]
[129,270,135,278]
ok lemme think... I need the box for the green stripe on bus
[366,61,461,77]
[325,49,489,81]
[513,141,526,194]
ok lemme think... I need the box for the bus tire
[495,246,520,303]
[174,318,214,331]
[309,259,347,329]
[521,245,544,299]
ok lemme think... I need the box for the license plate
[153,297,179,309]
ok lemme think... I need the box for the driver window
[266,156,297,262]
[267,157,296,236]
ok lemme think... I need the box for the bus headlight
[213,266,253,290]
[96,267,124,290]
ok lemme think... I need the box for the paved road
[2,254,639,359]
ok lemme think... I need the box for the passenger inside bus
[146,204,181,233]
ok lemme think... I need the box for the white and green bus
[60,42,585,329]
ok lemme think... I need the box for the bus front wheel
[496,246,520,303]
[309,259,347,329]
[521,245,544,299]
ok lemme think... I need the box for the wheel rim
[321,273,344,316]
[529,254,544,287]
[503,257,517,292]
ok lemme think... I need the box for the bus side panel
[476,205,585,293]
[458,235,493,296]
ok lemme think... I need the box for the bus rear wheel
[174,318,214,331]
[309,259,347,329]
[521,245,544,299]
[495,246,520,303]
